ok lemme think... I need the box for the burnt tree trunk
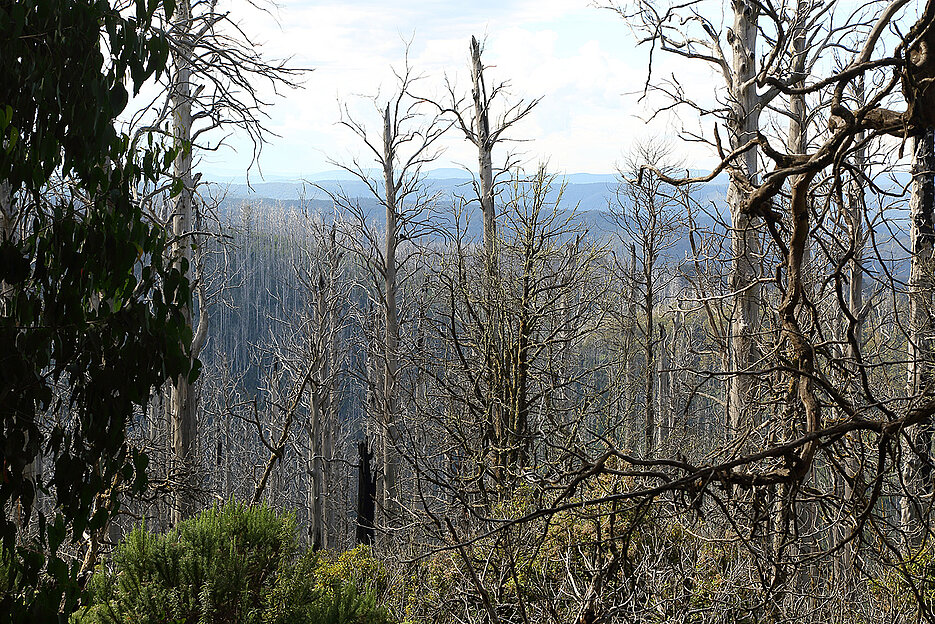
[356,440,377,546]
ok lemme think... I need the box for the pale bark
[382,104,401,522]
[308,255,337,549]
[838,132,866,585]
[656,324,670,452]
[470,36,497,274]
[168,0,202,525]
[901,128,935,546]
[643,259,655,457]
[726,0,762,441]
[626,243,639,446]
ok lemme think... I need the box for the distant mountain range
[205,167,731,216]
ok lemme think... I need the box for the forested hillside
[4,1,935,623]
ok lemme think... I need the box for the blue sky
[195,0,720,181]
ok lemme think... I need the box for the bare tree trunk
[356,440,376,545]
[169,0,196,526]
[901,128,935,547]
[784,22,818,602]
[644,267,655,457]
[308,387,324,549]
[469,37,507,488]
[471,36,496,275]
[656,324,670,453]
[834,80,868,589]
[382,104,401,524]
[625,243,639,447]
[321,422,334,548]
[726,0,762,441]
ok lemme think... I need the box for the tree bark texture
[470,36,497,276]
[901,129,935,545]
[726,0,763,441]
[382,104,401,523]
[169,0,196,526]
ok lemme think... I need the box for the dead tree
[430,36,541,275]
[603,0,840,446]
[146,0,302,524]
[901,128,935,545]
[323,53,446,528]
[609,143,685,457]
[356,439,377,545]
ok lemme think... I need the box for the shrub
[266,546,392,624]
[73,502,392,624]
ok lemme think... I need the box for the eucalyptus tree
[0,0,194,618]
[404,2,935,622]
[462,36,539,274]
[602,0,843,442]
[423,37,541,483]
[411,167,612,513]
[259,212,349,550]
[580,0,935,617]
[901,128,935,541]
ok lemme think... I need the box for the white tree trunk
[471,36,496,274]
[382,104,401,524]
[169,0,198,525]
[726,0,762,440]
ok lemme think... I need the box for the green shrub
[265,547,391,624]
[73,502,392,624]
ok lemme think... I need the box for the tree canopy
[0,0,194,620]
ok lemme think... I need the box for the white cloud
[189,0,723,180]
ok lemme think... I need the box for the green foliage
[74,503,393,624]
[0,0,172,191]
[0,1,190,621]
[268,549,392,624]
[869,544,935,621]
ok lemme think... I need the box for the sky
[195,0,723,182]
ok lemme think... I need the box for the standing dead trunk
[356,440,376,545]
[726,0,762,442]
[901,128,935,547]
[626,243,639,447]
[308,384,324,550]
[836,118,866,585]
[321,292,336,548]
[469,37,506,487]
[656,323,670,452]
[643,261,655,457]
[169,0,197,526]
[784,20,818,600]
[471,36,497,276]
[308,260,337,549]
[382,104,401,524]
